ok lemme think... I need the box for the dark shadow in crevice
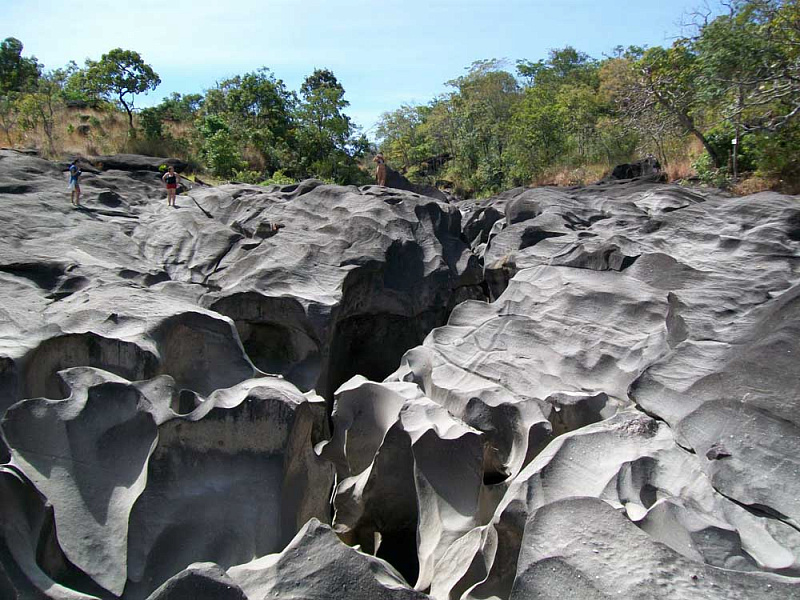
[519,228,567,251]
[326,311,442,401]
[23,333,160,400]
[376,528,420,588]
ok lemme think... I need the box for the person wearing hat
[373,153,387,187]
[68,160,82,206]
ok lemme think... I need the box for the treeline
[2,0,799,195]
[376,0,800,196]
[0,42,370,185]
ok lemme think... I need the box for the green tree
[295,68,359,182]
[0,37,40,94]
[159,92,204,121]
[599,49,681,166]
[0,38,41,146]
[376,104,432,170]
[510,48,610,183]
[439,60,520,193]
[16,66,73,156]
[139,106,165,140]
[81,48,160,130]
[198,114,244,177]
[694,0,800,176]
[638,43,722,166]
[517,46,597,88]
[203,68,295,174]
[510,83,568,181]
[0,93,21,145]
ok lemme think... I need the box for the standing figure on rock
[373,153,387,187]
[162,166,178,207]
[68,160,82,206]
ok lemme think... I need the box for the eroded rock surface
[2,150,800,599]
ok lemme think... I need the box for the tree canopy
[373,0,800,195]
[3,0,800,193]
[80,48,160,129]
[0,37,41,94]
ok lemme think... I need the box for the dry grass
[3,106,133,158]
[731,175,782,196]
[3,106,195,160]
[533,163,611,187]
[663,156,695,182]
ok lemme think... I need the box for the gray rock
[1,368,332,599]
[2,149,800,600]
[89,154,187,173]
[384,165,450,202]
[145,563,247,600]
[431,411,800,599]
[321,376,485,590]
[189,181,483,398]
[227,518,430,600]
[509,497,798,600]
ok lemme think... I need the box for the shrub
[692,152,732,188]
[231,169,264,184]
[204,130,244,178]
[139,106,164,140]
[260,169,295,186]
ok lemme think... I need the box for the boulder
[90,154,188,173]
[146,563,247,600]
[384,165,450,202]
[605,156,664,181]
[227,519,431,600]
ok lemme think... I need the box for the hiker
[373,153,387,187]
[162,166,178,206]
[68,160,82,206]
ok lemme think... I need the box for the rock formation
[1,148,799,599]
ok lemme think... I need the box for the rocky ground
[1,148,799,599]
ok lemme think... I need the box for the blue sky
[3,0,717,137]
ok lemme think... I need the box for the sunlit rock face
[2,149,800,599]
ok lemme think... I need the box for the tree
[696,0,800,133]
[0,37,40,94]
[609,42,723,167]
[517,46,597,88]
[203,68,295,174]
[198,114,244,177]
[0,38,41,146]
[692,0,800,175]
[159,92,204,121]
[295,68,358,181]
[441,60,520,193]
[0,93,21,145]
[510,83,569,181]
[599,49,682,166]
[376,104,434,170]
[15,65,74,156]
[82,48,160,130]
[510,48,611,183]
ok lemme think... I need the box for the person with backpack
[162,165,178,207]
[68,160,82,206]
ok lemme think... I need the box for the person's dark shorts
[166,184,177,190]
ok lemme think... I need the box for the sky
[2,0,718,138]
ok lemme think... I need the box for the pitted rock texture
[2,150,800,599]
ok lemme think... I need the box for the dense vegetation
[376,0,800,196]
[1,0,798,195]
[0,42,370,185]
